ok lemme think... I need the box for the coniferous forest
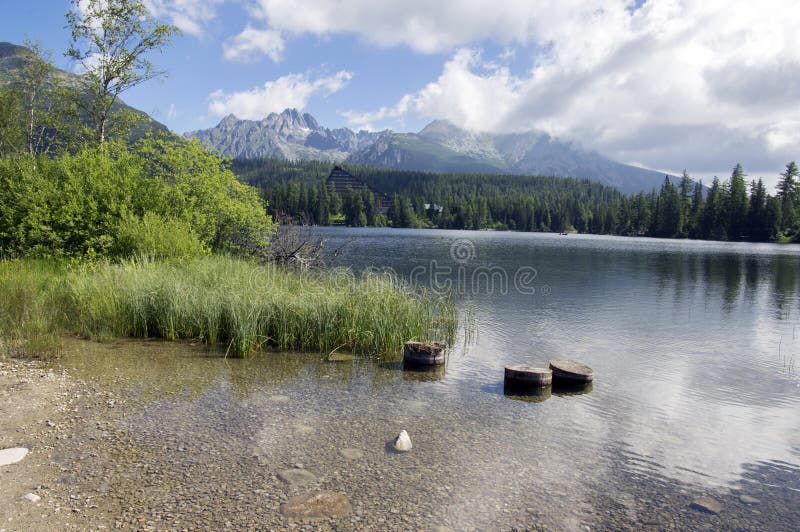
[233,159,800,243]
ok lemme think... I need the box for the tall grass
[0,256,456,357]
[0,259,65,355]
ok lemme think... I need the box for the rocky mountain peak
[418,119,464,139]
[219,113,239,127]
[184,108,669,192]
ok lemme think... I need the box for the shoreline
[1,337,795,530]
[0,356,123,530]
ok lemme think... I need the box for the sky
[2,0,799,186]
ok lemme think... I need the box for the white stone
[23,493,40,503]
[0,447,29,466]
[394,430,412,452]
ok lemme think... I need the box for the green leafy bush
[112,211,210,261]
[0,137,276,259]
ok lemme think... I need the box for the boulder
[280,490,352,519]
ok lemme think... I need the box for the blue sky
[3,1,449,134]
[2,1,798,185]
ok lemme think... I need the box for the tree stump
[549,359,594,383]
[403,341,446,366]
[504,365,553,387]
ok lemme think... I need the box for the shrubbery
[0,136,276,259]
[112,212,209,262]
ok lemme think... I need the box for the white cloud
[321,0,800,176]
[223,26,285,62]
[340,95,413,131]
[248,0,617,54]
[143,0,224,37]
[208,70,353,119]
[167,103,177,119]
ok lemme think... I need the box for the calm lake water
[58,229,800,530]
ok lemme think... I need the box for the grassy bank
[0,256,456,357]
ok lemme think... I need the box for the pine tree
[678,170,693,235]
[777,162,799,233]
[654,177,682,237]
[688,180,704,238]
[702,177,728,240]
[728,164,749,240]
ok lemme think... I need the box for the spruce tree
[728,164,749,240]
[777,162,799,233]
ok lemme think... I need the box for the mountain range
[1,40,667,194]
[185,109,670,193]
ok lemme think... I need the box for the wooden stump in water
[549,359,594,383]
[403,341,446,366]
[503,365,553,387]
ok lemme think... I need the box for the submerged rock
[268,395,290,403]
[394,430,412,452]
[690,496,722,515]
[0,447,29,466]
[739,494,760,505]
[277,468,317,487]
[339,448,364,460]
[280,490,352,519]
[293,423,315,434]
[327,352,357,362]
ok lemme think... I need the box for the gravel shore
[2,343,798,531]
[0,356,123,530]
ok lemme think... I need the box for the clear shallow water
[323,229,800,485]
[57,229,800,529]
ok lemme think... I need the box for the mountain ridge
[0,41,169,140]
[184,109,386,162]
[186,110,670,193]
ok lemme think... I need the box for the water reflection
[552,381,594,396]
[503,383,552,403]
[320,228,800,486]
[400,362,447,382]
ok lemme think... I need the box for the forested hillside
[233,158,799,242]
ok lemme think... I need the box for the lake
[57,228,800,529]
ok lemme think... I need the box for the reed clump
[0,256,456,357]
